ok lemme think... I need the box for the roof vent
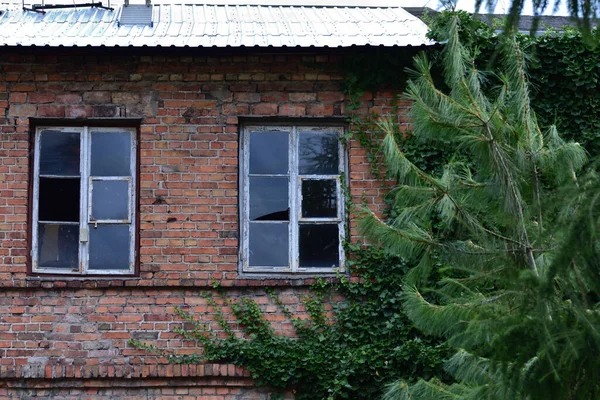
[119,0,152,27]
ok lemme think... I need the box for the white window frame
[31,126,137,275]
[240,124,346,274]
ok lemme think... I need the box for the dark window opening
[299,224,339,268]
[38,178,80,222]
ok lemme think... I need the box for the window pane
[39,178,80,222]
[249,223,289,267]
[37,223,79,270]
[91,131,132,176]
[88,225,131,270]
[302,180,337,218]
[299,224,339,268]
[92,180,129,221]
[249,130,288,174]
[249,176,289,221]
[39,130,80,176]
[299,131,339,175]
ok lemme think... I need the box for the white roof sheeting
[0,3,432,48]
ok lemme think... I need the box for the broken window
[241,125,345,273]
[32,127,136,275]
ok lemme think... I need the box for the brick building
[0,1,430,398]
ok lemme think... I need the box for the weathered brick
[250,103,277,115]
[288,92,316,102]
[28,93,56,104]
[278,104,305,116]
[66,105,93,118]
[233,92,260,103]
[37,105,65,117]
[83,91,112,104]
[56,93,83,104]
[7,103,36,117]
[112,92,141,104]
[93,105,118,117]
[9,93,27,103]
[307,103,334,116]
[317,91,344,102]
[260,92,287,102]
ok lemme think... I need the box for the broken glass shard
[249,176,289,221]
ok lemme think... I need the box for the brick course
[0,48,412,397]
[2,386,292,400]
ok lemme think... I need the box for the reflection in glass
[37,223,79,270]
[91,131,131,176]
[299,224,339,268]
[250,176,289,221]
[249,130,288,174]
[92,180,129,220]
[39,130,80,176]
[249,223,289,267]
[302,180,337,218]
[89,225,130,270]
[39,178,80,222]
[299,132,339,175]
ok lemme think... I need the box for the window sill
[26,276,139,281]
[237,272,344,279]
[24,276,140,289]
[19,273,354,289]
[234,272,349,288]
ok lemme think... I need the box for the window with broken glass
[241,125,345,273]
[31,126,136,275]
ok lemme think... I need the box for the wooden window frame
[31,125,137,276]
[240,124,346,274]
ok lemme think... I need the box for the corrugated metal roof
[0,3,432,48]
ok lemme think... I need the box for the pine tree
[360,16,600,400]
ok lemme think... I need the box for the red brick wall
[0,49,411,397]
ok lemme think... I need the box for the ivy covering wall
[426,11,600,159]
[531,30,600,157]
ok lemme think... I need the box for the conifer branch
[366,14,597,400]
